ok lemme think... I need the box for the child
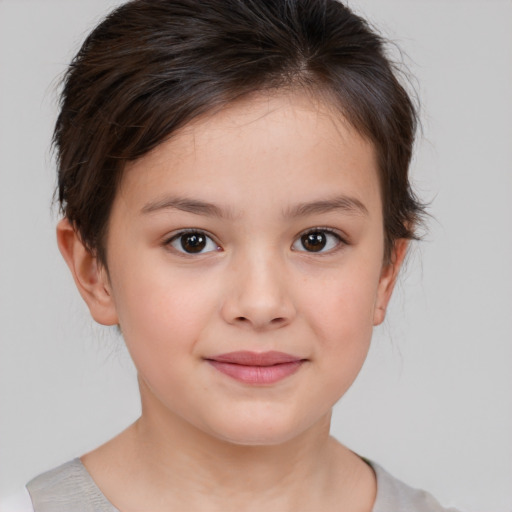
[16,0,461,510]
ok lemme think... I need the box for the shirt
[1,458,461,512]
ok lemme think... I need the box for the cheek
[316,284,375,362]
[305,263,380,338]
[300,261,381,381]
[110,263,218,374]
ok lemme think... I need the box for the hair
[55,0,425,266]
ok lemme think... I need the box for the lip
[206,351,306,385]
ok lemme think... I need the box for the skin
[57,91,408,512]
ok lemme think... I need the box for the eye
[292,228,344,253]
[166,230,221,254]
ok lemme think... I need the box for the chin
[203,410,320,448]
[217,429,302,447]
[225,430,295,446]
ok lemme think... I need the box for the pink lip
[206,351,306,385]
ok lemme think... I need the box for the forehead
[118,91,381,218]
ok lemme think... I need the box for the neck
[134,383,334,503]
[82,378,376,512]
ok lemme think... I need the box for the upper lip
[206,351,304,366]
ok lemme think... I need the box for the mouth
[205,351,307,385]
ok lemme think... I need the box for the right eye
[166,230,221,254]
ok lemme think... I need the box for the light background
[0,1,511,510]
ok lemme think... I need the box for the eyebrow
[141,195,368,219]
[282,196,368,218]
[141,197,238,220]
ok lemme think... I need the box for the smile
[205,351,306,385]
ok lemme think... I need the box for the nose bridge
[221,242,295,330]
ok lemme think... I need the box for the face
[67,92,404,446]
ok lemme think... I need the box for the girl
[4,0,466,510]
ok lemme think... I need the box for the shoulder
[369,460,462,512]
[25,459,118,512]
[0,489,34,512]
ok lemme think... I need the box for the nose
[220,250,296,332]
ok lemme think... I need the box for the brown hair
[55,0,424,265]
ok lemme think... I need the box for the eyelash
[292,227,346,254]
[164,229,221,256]
[164,227,347,256]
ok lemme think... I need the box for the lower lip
[207,360,304,385]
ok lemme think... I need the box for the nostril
[233,316,287,327]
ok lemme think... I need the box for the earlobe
[56,218,119,326]
[373,239,409,326]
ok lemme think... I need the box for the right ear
[56,218,119,326]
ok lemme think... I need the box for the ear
[56,218,119,326]
[373,238,409,326]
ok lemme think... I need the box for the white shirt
[0,488,34,512]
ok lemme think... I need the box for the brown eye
[292,229,342,253]
[301,232,327,252]
[167,231,219,254]
[180,233,206,253]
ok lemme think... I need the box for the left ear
[373,239,409,326]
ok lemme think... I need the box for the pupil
[181,233,206,253]
[302,232,326,252]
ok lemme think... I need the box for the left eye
[292,229,342,253]
[167,231,220,254]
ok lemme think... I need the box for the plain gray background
[0,1,511,510]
